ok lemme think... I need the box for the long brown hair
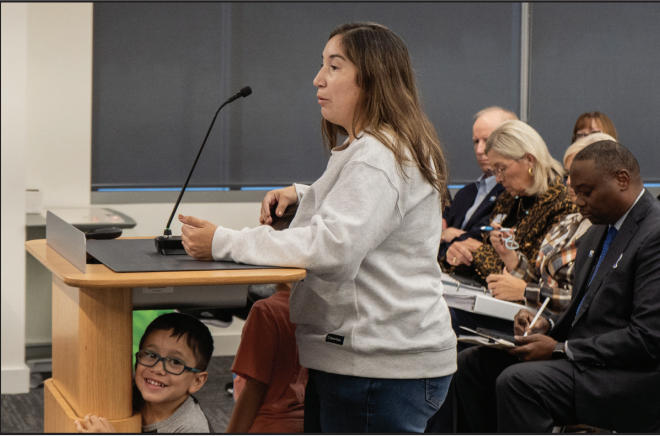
[322,22,449,208]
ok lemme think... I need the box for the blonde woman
[446,120,575,284]
[487,132,617,313]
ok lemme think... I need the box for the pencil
[524,297,550,337]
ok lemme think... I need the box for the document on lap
[441,272,529,320]
[458,326,519,348]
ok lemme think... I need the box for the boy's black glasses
[136,350,200,375]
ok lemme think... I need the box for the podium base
[44,379,141,433]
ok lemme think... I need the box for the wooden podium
[25,239,306,433]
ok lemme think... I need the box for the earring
[528,167,534,176]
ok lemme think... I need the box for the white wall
[1,2,30,394]
[2,3,261,394]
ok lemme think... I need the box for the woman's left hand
[179,214,218,260]
[486,274,526,301]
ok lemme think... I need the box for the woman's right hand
[259,186,298,225]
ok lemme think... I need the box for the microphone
[155,86,252,255]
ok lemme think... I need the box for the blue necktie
[577,226,618,315]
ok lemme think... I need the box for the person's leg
[497,359,577,433]
[366,375,452,433]
[424,377,458,433]
[427,307,514,434]
[310,369,452,433]
[453,346,519,432]
[449,308,514,352]
[303,374,322,433]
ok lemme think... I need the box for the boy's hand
[74,414,116,433]
[179,214,218,260]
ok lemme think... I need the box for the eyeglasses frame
[493,158,521,179]
[135,349,201,375]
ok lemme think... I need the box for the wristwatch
[552,341,566,359]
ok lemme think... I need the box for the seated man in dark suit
[438,107,516,262]
[453,140,660,432]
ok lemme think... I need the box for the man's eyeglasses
[136,350,200,375]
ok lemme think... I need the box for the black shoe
[175,308,233,328]
[225,381,234,396]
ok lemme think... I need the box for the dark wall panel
[92,3,521,189]
[528,3,660,181]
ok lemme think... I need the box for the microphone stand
[155,86,252,255]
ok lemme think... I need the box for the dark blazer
[550,189,660,431]
[438,181,505,260]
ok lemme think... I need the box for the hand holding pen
[524,297,551,337]
[480,226,513,232]
[483,224,519,250]
[513,304,551,337]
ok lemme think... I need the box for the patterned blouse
[509,213,591,313]
[443,177,576,287]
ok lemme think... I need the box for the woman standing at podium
[179,22,456,432]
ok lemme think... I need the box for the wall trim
[1,365,30,394]
[520,2,531,123]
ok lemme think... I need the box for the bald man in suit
[453,140,660,432]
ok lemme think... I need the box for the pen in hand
[524,297,551,337]
[481,226,513,232]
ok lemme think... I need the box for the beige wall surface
[2,2,30,394]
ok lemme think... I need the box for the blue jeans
[305,369,452,433]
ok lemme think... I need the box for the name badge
[492,214,506,225]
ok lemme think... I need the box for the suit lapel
[463,184,502,230]
[568,226,606,317]
[573,222,637,324]
[572,192,651,326]
[450,183,478,227]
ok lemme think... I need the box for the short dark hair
[270,204,298,231]
[139,313,214,371]
[573,140,641,183]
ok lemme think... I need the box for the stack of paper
[441,272,531,321]
[441,272,488,311]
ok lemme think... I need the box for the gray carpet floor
[1,356,236,434]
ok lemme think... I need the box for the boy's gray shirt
[212,132,457,379]
[141,395,210,433]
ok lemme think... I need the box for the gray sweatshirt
[212,132,457,379]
